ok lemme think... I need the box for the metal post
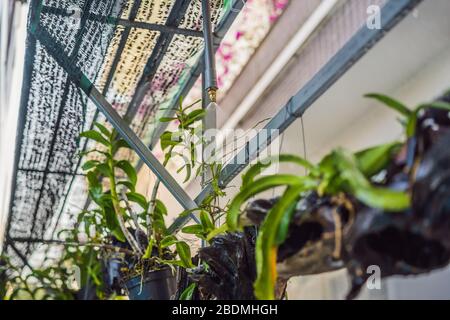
[201,0,218,185]
[200,0,218,247]
[201,71,218,187]
[202,0,218,103]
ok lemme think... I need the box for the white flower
[77,232,88,244]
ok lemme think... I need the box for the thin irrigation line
[272,131,285,198]
[300,116,308,175]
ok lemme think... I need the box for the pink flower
[235,31,244,40]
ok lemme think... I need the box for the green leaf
[365,93,412,117]
[116,180,135,192]
[355,142,402,177]
[159,117,177,122]
[160,260,186,268]
[88,186,104,206]
[206,224,228,242]
[177,165,186,174]
[183,99,202,111]
[126,192,148,210]
[181,224,204,235]
[227,174,317,231]
[94,122,112,139]
[103,201,125,242]
[178,208,201,218]
[183,163,192,183]
[254,184,306,300]
[176,241,194,268]
[354,187,410,212]
[154,199,168,216]
[241,154,316,189]
[161,235,178,248]
[112,139,131,153]
[184,109,206,126]
[152,200,168,235]
[115,160,137,186]
[407,101,450,137]
[95,163,111,177]
[200,211,215,232]
[406,114,418,138]
[275,200,297,245]
[86,171,100,188]
[190,142,196,166]
[80,130,110,147]
[333,148,371,189]
[143,237,154,259]
[334,148,410,211]
[179,283,196,300]
[160,131,181,151]
[426,101,450,112]
[81,160,100,171]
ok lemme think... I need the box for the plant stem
[108,146,142,255]
[147,153,173,256]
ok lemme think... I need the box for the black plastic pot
[125,268,176,300]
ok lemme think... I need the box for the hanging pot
[75,284,99,300]
[124,267,176,300]
[190,228,258,300]
[245,192,357,279]
[412,121,450,247]
[343,206,450,299]
[103,255,124,295]
[414,94,450,158]
[344,115,450,300]
[190,227,287,300]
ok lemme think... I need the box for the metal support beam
[116,19,204,38]
[41,6,204,38]
[201,0,218,187]
[5,237,34,271]
[167,0,423,233]
[88,87,198,211]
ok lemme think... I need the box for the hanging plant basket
[341,90,450,297]
[220,91,450,300]
[186,228,287,300]
[245,193,357,279]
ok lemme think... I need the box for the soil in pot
[125,268,176,300]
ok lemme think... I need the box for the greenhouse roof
[4,0,243,268]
